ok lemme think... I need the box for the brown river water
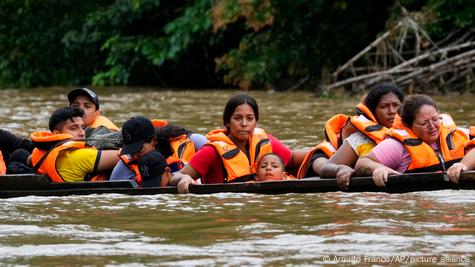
[0,87,474,266]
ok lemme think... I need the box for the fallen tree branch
[395,49,475,84]
[332,21,403,79]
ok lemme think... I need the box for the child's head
[255,153,288,181]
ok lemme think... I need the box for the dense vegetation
[0,0,473,91]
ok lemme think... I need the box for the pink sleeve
[371,138,410,172]
[268,134,292,166]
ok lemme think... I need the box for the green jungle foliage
[0,0,472,90]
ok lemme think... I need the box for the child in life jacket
[255,153,290,181]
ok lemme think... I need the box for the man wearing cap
[68,88,119,135]
[110,116,172,187]
[29,107,120,182]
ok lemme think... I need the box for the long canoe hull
[1,172,475,198]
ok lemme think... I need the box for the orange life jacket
[387,115,469,173]
[206,128,273,183]
[469,126,475,140]
[297,141,336,178]
[297,103,388,179]
[349,103,388,144]
[0,151,6,175]
[90,115,119,131]
[118,152,142,186]
[296,114,349,178]
[323,114,350,149]
[151,119,196,170]
[30,131,106,182]
[465,126,475,153]
[167,135,195,169]
[151,119,169,128]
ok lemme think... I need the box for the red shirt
[189,134,292,184]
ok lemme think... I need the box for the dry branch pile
[326,16,475,94]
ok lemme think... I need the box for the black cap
[138,151,167,187]
[11,149,31,165]
[121,115,155,155]
[68,88,100,110]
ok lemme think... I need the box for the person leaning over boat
[110,116,186,187]
[109,116,206,184]
[67,88,119,135]
[170,94,307,193]
[0,129,35,174]
[110,116,207,184]
[29,107,119,182]
[355,94,469,187]
[301,82,405,189]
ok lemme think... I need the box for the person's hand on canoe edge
[336,165,354,190]
[177,175,196,193]
[372,166,401,187]
[447,162,467,184]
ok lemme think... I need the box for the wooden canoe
[1,171,475,198]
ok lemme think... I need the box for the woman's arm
[289,149,308,169]
[447,148,475,183]
[320,142,357,176]
[169,164,200,193]
[310,157,328,176]
[319,142,357,189]
[355,152,401,187]
[97,150,120,171]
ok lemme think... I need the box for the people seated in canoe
[355,94,469,187]
[255,153,291,181]
[170,94,307,193]
[29,107,120,182]
[0,129,35,174]
[110,116,204,186]
[68,88,119,136]
[297,82,404,189]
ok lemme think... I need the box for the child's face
[256,154,285,181]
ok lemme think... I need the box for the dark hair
[223,94,259,130]
[258,153,285,171]
[364,82,404,114]
[49,107,84,132]
[155,124,191,139]
[153,124,192,158]
[400,94,438,127]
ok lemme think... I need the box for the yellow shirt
[56,148,99,182]
[345,132,376,157]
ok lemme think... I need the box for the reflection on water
[1,88,475,265]
[0,192,474,265]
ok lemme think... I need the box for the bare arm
[355,152,401,187]
[169,164,199,193]
[320,142,357,177]
[341,122,357,140]
[319,142,357,189]
[354,152,381,176]
[96,150,120,172]
[311,157,328,176]
[447,148,475,183]
[289,149,308,169]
